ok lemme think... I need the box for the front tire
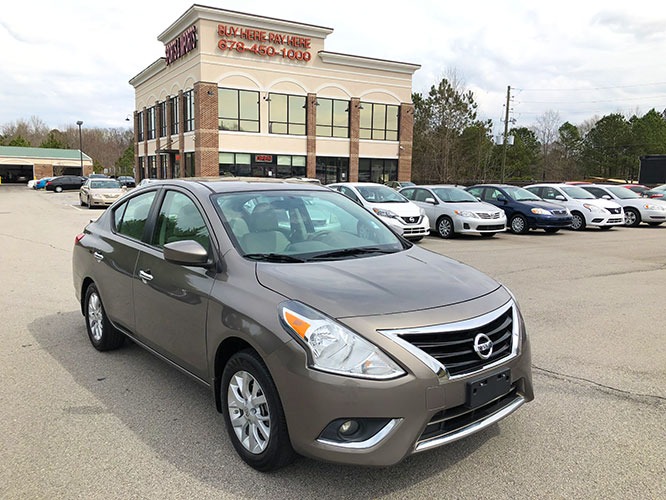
[436,216,454,238]
[84,283,125,351]
[509,214,528,234]
[570,212,586,231]
[624,208,640,227]
[222,350,295,472]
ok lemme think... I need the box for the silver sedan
[400,185,507,238]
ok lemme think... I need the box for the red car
[642,184,666,198]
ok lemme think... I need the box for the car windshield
[561,186,596,199]
[356,185,408,203]
[212,190,405,262]
[605,186,639,199]
[503,186,541,201]
[432,187,477,203]
[91,180,121,189]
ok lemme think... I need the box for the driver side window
[152,191,211,252]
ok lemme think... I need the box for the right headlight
[279,301,405,380]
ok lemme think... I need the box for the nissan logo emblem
[473,333,493,360]
[409,217,416,223]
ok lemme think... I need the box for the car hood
[445,201,504,213]
[90,188,124,195]
[363,201,421,217]
[255,247,501,318]
[514,199,565,210]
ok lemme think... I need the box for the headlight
[583,203,605,213]
[279,301,405,380]
[453,210,478,218]
[530,208,551,215]
[372,208,399,219]
[644,204,666,211]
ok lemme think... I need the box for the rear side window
[114,191,157,240]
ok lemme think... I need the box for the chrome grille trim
[377,300,519,380]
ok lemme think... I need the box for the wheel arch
[80,277,95,315]
[213,336,258,413]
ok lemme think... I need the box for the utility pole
[500,85,511,183]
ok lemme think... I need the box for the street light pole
[76,120,84,175]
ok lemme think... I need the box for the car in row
[79,178,128,209]
[577,184,666,226]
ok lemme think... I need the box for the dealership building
[129,5,420,184]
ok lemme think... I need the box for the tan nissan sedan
[72,178,533,471]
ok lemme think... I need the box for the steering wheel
[310,231,332,241]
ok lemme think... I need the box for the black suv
[45,176,86,192]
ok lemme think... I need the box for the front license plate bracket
[465,369,511,409]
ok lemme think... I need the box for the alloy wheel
[437,217,453,238]
[227,370,271,454]
[87,292,104,342]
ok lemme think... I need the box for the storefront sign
[217,24,312,62]
[255,154,273,163]
[165,25,198,65]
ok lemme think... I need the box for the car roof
[137,177,330,195]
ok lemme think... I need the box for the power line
[515,82,666,92]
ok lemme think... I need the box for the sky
[2,0,666,137]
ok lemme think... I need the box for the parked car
[642,184,666,199]
[328,182,430,241]
[466,184,572,234]
[617,184,650,196]
[79,178,127,208]
[400,185,506,238]
[88,173,109,179]
[72,178,533,471]
[33,177,54,190]
[137,178,164,188]
[579,184,666,227]
[45,175,86,192]
[525,183,624,231]
[385,180,415,190]
[117,176,136,188]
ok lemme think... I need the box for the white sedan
[580,184,666,227]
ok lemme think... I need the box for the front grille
[417,386,519,445]
[400,215,423,225]
[477,212,501,219]
[607,207,622,214]
[396,304,515,377]
[608,218,623,223]
[551,209,568,215]
[477,224,505,231]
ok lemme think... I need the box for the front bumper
[586,211,625,227]
[90,196,121,207]
[453,215,507,234]
[529,215,573,229]
[640,208,666,223]
[266,297,533,467]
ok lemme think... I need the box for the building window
[147,156,157,178]
[147,107,156,140]
[218,88,259,132]
[316,98,349,138]
[358,158,398,183]
[158,102,167,138]
[137,111,144,141]
[219,153,306,178]
[170,96,179,135]
[269,93,306,135]
[138,156,144,179]
[219,152,252,177]
[316,157,349,184]
[159,153,168,178]
[359,103,399,141]
[184,152,195,177]
[183,90,195,132]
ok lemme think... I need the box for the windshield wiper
[308,247,399,261]
[243,253,306,263]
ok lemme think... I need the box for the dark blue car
[466,184,573,234]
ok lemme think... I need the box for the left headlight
[454,210,478,218]
[279,301,405,380]
[531,208,551,215]
[583,203,605,213]
[644,203,666,211]
[372,207,400,219]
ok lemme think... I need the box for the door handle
[139,270,154,283]
[93,251,104,262]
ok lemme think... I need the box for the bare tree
[532,110,561,180]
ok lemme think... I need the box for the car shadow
[29,311,498,497]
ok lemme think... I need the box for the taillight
[75,233,85,244]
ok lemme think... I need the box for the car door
[132,189,215,380]
[410,188,438,224]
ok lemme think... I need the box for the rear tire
[54,186,63,193]
[84,283,125,351]
[222,350,295,472]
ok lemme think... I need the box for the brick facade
[306,93,317,178]
[398,103,414,182]
[194,82,220,177]
[349,98,361,182]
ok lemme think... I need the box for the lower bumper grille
[477,224,505,231]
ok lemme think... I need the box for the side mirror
[424,197,437,204]
[555,195,566,201]
[163,240,210,266]
[496,195,507,202]
[602,194,611,200]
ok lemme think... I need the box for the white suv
[525,183,624,230]
[328,182,430,241]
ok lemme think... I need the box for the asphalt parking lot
[1,185,664,499]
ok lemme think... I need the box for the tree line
[411,76,666,185]
[0,117,134,176]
